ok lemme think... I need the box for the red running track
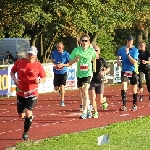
[0,84,150,150]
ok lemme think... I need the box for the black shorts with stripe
[17,95,37,114]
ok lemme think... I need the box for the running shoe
[79,112,87,119]
[139,95,143,101]
[102,102,109,110]
[87,111,92,118]
[60,100,65,106]
[22,132,29,140]
[131,105,137,111]
[92,112,98,118]
[120,106,127,111]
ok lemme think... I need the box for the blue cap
[126,35,133,41]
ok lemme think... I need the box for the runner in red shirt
[10,46,46,140]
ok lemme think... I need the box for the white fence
[0,60,120,96]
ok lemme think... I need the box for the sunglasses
[82,40,88,42]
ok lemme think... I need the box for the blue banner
[0,69,8,95]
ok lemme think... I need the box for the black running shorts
[17,95,38,114]
[53,72,67,87]
[77,76,91,88]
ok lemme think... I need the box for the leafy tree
[1,0,150,62]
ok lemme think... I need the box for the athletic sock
[133,93,138,105]
[121,90,127,106]
[24,116,33,133]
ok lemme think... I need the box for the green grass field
[11,116,150,150]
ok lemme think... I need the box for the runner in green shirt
[70,46,96,78]
[69,34,96,119]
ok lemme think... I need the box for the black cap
[126,35,133,41]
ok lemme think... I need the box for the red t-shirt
[11,58,46,97]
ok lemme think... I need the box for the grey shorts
[89,81,104,94]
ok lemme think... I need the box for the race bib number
[24,91,36,98]
[124,71,132,77]
[80,64,88,71]
[55,66,63,70]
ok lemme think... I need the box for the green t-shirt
[70,46,96,78]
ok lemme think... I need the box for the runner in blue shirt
[117,35,139,111]
[51,42,70,106]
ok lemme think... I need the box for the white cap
[27,46,38,55]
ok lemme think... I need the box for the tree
[1,0,150,62]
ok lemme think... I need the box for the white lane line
[120,114,129,117]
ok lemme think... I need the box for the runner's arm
[127,54,137,65]
[69,57,79,65]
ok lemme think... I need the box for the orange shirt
[11,58,46,97]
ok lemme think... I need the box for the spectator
[6,51,14,60]
[16,52,19,60]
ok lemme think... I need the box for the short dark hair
[80,34,90,41]
[6,51,9,53]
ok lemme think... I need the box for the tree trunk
[145,27,149,48]
[89,32,98,45]
[30,36,36,46]
[135,22,144,48]
[39,33,44,63]
[90,32,100,45]
[135,29,143,48]
[43,32,58,63]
